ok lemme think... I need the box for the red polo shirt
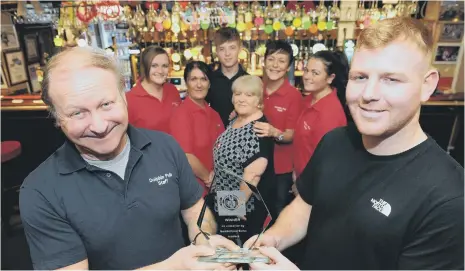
[263,80,303,174]
[170,97,225,195]
[293,90,347,177]
[126,81,181,134]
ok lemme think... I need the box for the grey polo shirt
[19,125,203,270]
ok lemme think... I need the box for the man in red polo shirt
[170,61,224,196]
[126,46,181,134]
[253,41,302,215]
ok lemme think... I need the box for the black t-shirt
[206,65,248,127]
[296,124,464,270]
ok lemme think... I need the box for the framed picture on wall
[24,34,40,63]
[439,0,464,21]
[434,43,461,64]
[439,23,464,42]
[37,28,54,65]
[1,67,8,89]
[27,63,42,93]
[4,50,28,85]
[1,24,20,51]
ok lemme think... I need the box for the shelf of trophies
[62,0,423,90]
[128,27,344,83]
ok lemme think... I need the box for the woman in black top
[209,75,276,246]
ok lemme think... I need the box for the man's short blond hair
[356,17,433,59]
[231,75,264,106]
[41,47,124,118]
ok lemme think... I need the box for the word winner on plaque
[216,190,247,241]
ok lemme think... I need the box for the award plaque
[198,248,271,264]
[197,167,272,264]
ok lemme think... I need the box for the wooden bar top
[1,95,47,111]
[423,93,464,107]
[1,93,464,112]
[423,100,464,106]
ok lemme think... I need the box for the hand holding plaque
[196,166,273,264]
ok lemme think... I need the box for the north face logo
[371,198,391,217]
[274,106,287,112]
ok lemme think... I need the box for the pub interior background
[0,0,463,269]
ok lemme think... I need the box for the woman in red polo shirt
[293,50,349,180]
[170,61,224,195]
[253,41,303,215]
[126,46,181,133]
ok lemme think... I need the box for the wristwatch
[276,133,284,141]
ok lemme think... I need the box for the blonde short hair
[41,47,124,118]
[231,75,264,106]
[356,17,433,59]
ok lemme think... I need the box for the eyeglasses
[196,166,273,250]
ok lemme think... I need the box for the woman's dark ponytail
[331,51,349,108]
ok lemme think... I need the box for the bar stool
[2,141,22,163]
[1,141,22,235]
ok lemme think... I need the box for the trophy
[197,166,273,264]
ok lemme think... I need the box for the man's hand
[243,233,279,250]
[249,247,299,270]
[166,245,237,270]
[229,110,237,121]
[253,122,278,138]
[195,234,240,252]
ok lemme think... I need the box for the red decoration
[96,0,121,20]
[179,1,188,9]
[301,2,316,13]
[76,1,97,23]
[286,2,297,11]
[145,2,159,10]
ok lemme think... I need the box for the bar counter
[1,93,463,186]
[1,95,46,111]
[2,93,464,111]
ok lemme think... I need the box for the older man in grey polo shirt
[19,47,238,270]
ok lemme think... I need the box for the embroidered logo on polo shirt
[149,173,172,186]
[274,106,287,112]
[172,102,180,107]
[303,121,311,130]
[371,198,391,217]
